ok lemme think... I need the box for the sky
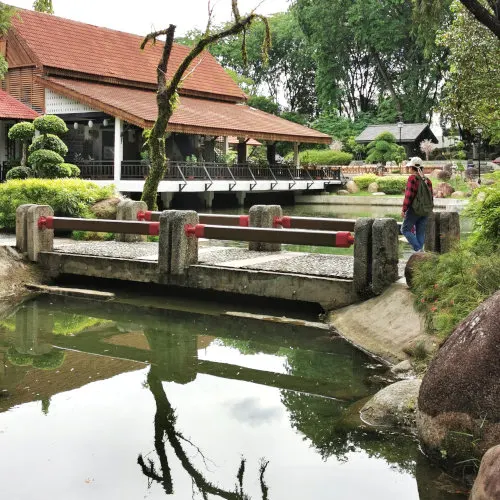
[6,0,290,35]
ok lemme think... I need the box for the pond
[0,296,467,499]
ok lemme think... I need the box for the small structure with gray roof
[355,123,438,157]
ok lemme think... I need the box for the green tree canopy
[438,1,500,143]
[33,0,54,14]
[0,3,16,78]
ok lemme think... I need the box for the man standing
[401,157,434,252]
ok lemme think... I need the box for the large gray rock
[405,252,435,289]
[360,379,421,429]
[90,197,122,219]
[367,182,378,193]
[470,445,500,500]
[417,291,500,463]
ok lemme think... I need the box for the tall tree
[438,1,500,143]
[295,0,447,122]
[0,2,16,78]
[33,0,54,14]
[140,1,270,209]
[416,0,500,39]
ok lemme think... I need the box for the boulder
[470,445,500,500]
[390,359,416,379]
[429,169,441,178]
[90,197,122,219]
[372,192,386,196]
[360,379,421,429]
[468,181,481,190]
[433,182,454,198]
[405,252,435,288]
[337,189,350,196]
[451,191,466,198]
[346,180,359,194]
[417,291,500,464]
[368,182,379,193]
[476,192,487,202]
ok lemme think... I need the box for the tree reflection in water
[138,367,270,499]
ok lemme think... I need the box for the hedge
[0,178,115,230]
[296,149,353,166]
[353,174,378,190]
[36,162,73,179]
[5,166,33,180]
[377,176,408,194]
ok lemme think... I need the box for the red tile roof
[0,89,39,120]
[39,77,331,144]
[11,9,246,102]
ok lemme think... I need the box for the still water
[0,297,466,500]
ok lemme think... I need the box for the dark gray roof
[355,123,438,143]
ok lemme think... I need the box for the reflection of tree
[282,389,418,474]
[138,367,270,499]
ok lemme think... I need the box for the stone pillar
[114,117,123,184]
[198,192,215,209]
[160,192,174,209]
[237,139,247,164]
[115,200,147,242]
[371,218,399,295]
[248,204,282,251]
[424,212,440,253]
[353,218,374,297]
[221,136,229,155]
[158,210,199,275]
[439,211,460,253]
[293,142,300,168]
[236,191,246,207]
[27,205,54,262]
[16,204,36,253]
[266,143,276,165]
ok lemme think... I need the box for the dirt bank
[328,281,432,364]
[0,246,43,313]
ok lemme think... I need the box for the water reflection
[0,299,467,499]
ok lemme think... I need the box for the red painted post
[273,216,291,228]
[148,222,160,236]
[239,215,249,227]
[335,232,355,248]
[185,224,206,238]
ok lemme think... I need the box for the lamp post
[397,121,404,169]
[477,127,483,184]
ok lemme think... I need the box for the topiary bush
[36,162,73,179]
[29,133,69,157]
[28,149,65,170]
[63,163,80,178]
[0,178,115,230]
[33,115,68,136]
[366,132,405,164]
[5,166,33,180]
[377,176,407,194]
[353,174,378,190]
[8,122,35,167]
[293,149,353,166]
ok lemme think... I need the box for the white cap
[407,157,423,167]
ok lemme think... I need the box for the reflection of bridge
[80,161,344,195]
[0,298,380,408]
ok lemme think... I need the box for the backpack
[412,174,434,216]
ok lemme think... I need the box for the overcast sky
[7,0,290,35]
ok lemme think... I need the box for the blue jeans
[401,207,428,251]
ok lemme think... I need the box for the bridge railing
[76,160,342,183]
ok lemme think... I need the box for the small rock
[451,191,465,198]
[337,189,350,195]
[360,379,421,429]
[476,192,487,202]
[346,180,359,194]
[433,182,454,198]
[470,445,500,500]
[405,252,435,288]
[391,359,415,378]
[368,182,379,193]
[372,192,386,196]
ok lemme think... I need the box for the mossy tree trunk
[140,0,270,209]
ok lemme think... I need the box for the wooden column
[293,142,300,168]
[237,138,247,164]
[266,142,276,165]
[114,117,123,184]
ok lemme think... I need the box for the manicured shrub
[6,166,33,180]
[28,149,65,170]
[8,122,35,141]
[63,163,81,178]
[296,149,353,166]
[33,115,68,135]
[0,178,115,230]
[366,132,405,163]
[377,176,407,194]
[8,122,35,167]
[36,162,73,179]
[29,133,69,157]
[353,174,378,190]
